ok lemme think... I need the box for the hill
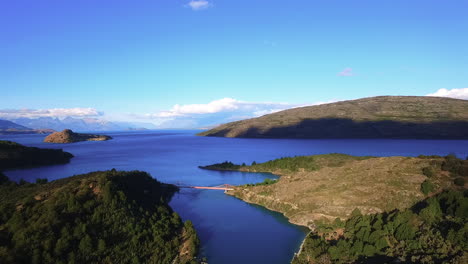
[0,170,200,264]
[198,96,468,139]
[0,140,73,170]
[0,119,54,135]
[203,154,467,263]
[0,119,30,130]
[44,129,112,143]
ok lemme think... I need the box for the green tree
[419,197,442,223]
[420,180,435,195]
[97,239,106,252]
[78,235,93,254]
[0,172,10,185]
[422,167,435,178]
[35,178,48,184]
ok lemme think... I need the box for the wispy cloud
[0,108,101,119]
[337,67,354,76]
[186,0,211,11]
[426,88,468,100]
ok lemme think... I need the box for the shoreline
[224,169,312,263]
[226,191,310,263]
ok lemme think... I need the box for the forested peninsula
[202,154,468,263]
[0,170,200,264]
[0,140,73,170]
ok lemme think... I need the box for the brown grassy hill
[198,96,468,139]
[215,154,466,228]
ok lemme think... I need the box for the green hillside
[0,170,199,264]
[198,96,468,139]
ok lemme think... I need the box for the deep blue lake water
[2,131,468,263]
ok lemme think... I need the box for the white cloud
[186,0,211,11]
[337,67,354,76]
[426,88,468,100]
[139,98,340,128]
[155,98,240,118]
[0,108,101,119]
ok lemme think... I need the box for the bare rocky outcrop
[44,129,112,143]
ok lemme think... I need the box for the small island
[198,161,243,171]
[44,129,112,143]
[0,140,74,170]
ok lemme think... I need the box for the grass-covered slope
[0,141,73,170]
[0,170,199,264]
[207,154,466,226]
[198,96,468,139]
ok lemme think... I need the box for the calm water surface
[2,131,468,263]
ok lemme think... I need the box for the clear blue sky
[1,0,467,126]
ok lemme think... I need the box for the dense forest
[0,140,73,170]
[0,170,199,264]
[292,189,468,264]
[200,154,373,173]
[246,154,373,173]
[198,161,242,171]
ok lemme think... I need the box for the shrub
[0,172,10,185]
[35,178,48,184]
[422,167,435,178]
[454,177,465,186]
[421,180,435,195]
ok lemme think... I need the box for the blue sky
[1,0,467,128]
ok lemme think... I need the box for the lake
[2,131,468,263]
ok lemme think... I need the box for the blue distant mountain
[11,117,156,132]
[0,119,54,134]
[0,119,30,130]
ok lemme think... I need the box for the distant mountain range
[0,119,54,135]
[4,117,157,132]
[0,119,30,130]
[198,96,468,139]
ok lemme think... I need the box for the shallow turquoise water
[2,131,467,263]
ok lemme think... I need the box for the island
[198,96,468,139]
[0,140,74,170]
[44,129,112,143]
[202,154,467,263]
[0,170,200,264]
